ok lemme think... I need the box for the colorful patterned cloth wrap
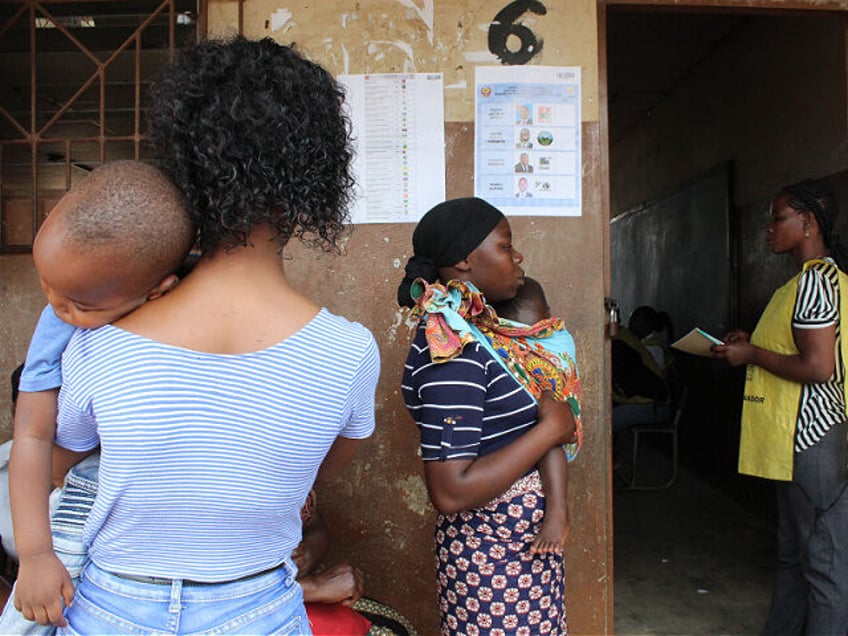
[410,278,583,461]
[435,471,567,635]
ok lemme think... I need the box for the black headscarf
[397,197,504,307]
[783,179,848,272]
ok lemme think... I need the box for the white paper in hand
[671,328,724,357]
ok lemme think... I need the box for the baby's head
[33,160,195,329]
[497,276,551,326]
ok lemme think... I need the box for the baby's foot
[531,511,569,554]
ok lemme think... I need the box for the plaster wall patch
[464,50,499,63]
[367,40,416,70]
[393,0,434,44]
[269,8,294,33]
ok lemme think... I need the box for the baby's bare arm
[10,389,74,626]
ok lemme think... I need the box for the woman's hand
[712,341,755,367]
[712,329,754,366]
[714,325,836,383]
[723,330,750,344]
[536,391,577,445]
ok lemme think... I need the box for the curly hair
[146,36,355,254]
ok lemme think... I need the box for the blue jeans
[762,420,848,636]
[0,453,99,635]
[59,560,308,635]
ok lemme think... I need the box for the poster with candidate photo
[474,66,581,216]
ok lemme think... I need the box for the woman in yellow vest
[714,180,848,636]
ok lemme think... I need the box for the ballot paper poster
[339,73,446,224]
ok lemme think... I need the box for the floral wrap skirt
[435,470,566,635]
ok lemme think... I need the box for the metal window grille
[0,0,203,252]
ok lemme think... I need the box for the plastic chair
[626,386,688,490]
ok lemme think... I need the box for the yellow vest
[738,259,848,481]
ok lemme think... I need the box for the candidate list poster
[475,66,581,217]
[340,73,445,224]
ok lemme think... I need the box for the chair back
[669,386,689,430]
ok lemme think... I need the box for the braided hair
[782,179,848,272]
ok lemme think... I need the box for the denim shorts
[58,558,309,635]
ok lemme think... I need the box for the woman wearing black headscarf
[398,197,576,635]
[713,180,848,635]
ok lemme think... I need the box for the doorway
[601,4,848,632]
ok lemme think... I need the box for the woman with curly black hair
[49,36,379,634]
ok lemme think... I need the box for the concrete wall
[0,1,613,633]
[611,15,848,216]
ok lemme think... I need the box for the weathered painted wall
[208,2,601,123]
[205,1,611,633]
[610,15,848,215]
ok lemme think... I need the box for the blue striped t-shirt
[55,308,379,582]
[401,322,537,462]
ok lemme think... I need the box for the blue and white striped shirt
[56,308,379,582]
[401,323,537,462]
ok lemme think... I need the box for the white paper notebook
[671,327,724,357]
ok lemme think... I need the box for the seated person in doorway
[629,305,674,376]
[612,305,674,433]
